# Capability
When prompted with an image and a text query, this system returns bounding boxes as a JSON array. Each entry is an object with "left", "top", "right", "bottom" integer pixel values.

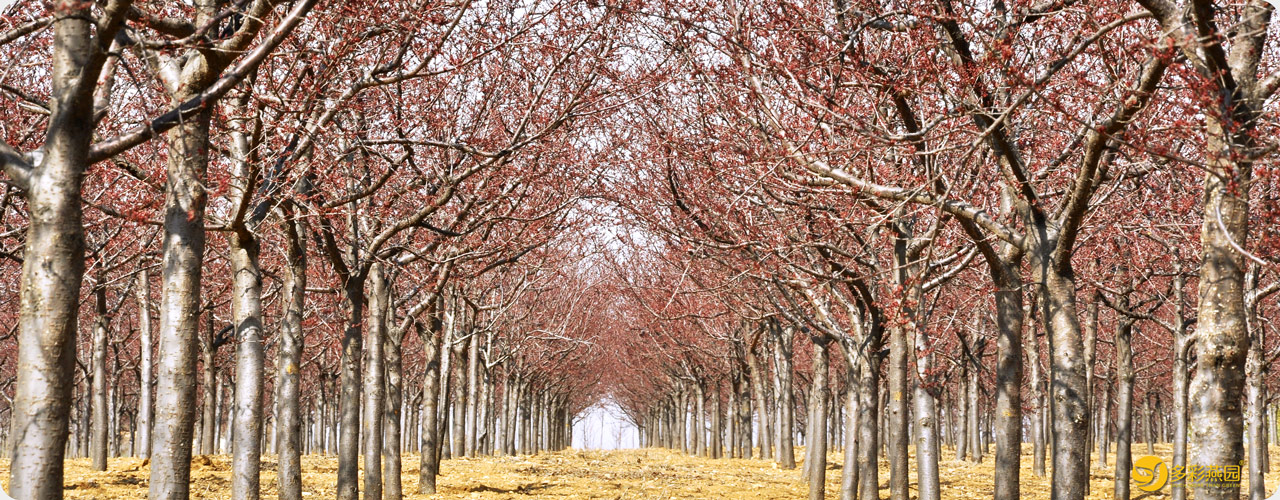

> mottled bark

[
  {"left": 417, "top": 294, "right": 446, "bottom": 494},
  {"left": 1114, "top": 315, "right": 1135, "bottom": 500},
  {"left": 276, "top": 206, "right": 306, "bottom": 500},
  {"left": 4, "top": 2, "right": 120, "bottom": 497},
  {"left": 770, "top": 322, "right": 795, "bottom": 468},
  {"left": 91, "top": 285, "right": 110, "bottom": 471},
  {"left": 384, "top": 303, "right": 405, "bottom": 500},
  {"left": 886, "top": 323, "right": 908, "bottom": 500},
  {"left": 991, "top": 280, "right": 1023, "bottom": 500},
  {"left": 362, "top": 264, "right": 389, "bottom": 500},
  {"left": 805, "top": 337, "right": 830, "bottom": 500},
  {"left": 336, "top": 276, "right": 365, "bottom": 500},
  {"left": 136, "top": 266, "right": 154, "bottom": 459},
  {"left": 150, "top": 110, "right": 212, "bottom": 500}
]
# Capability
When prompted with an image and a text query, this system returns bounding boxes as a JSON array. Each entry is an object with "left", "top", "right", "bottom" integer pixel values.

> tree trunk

[
  {"left": 1247, "top": 336, "right": 1266, "bottom": 500},
  {"left": 1114, "top": 316, "right": 1135, "bottom": 500},
  {"left": 839, "top": 369, "right": 860, "bottom": 500},
  {"left": 771, "top": 323, "right": 796, "bottom": 468},
  {"left": 337, "top": 274, "right": 366, "bottom": 500},
  {"left": 91, "top": 285, "right": 110, "bottom": 471},
  {"left": 886, "top": 324, "right": 908, "bottom": 500},
  {"left": 362, "top": 264, "right": 389, "bottom": 500},
  {"left": 747, "top": 340, "right": 770, "bottom": 459},
  {"left": 711, "top": 381, "right": 722, "bottom": 458},
  {"left": 967, "top": 359, "right": 981, "bottom": 463},
  {"left": 4, "top": 3, "right": 105, "bottom": 496},
  {"left": 1084, "top": 294, "right": 1099, "bottom": 467},
  {"left": 805, "top": 337, "right": 830, "bottom": 500},
  {"left": 465, "top": 332, "right": 479, "bottom": 457},
  {"left": 229, "top": 215, "right": 265, "bottom": 500},
  {"left": 136, "top": 266, "right": 154, "bottom": 459},
  {"left": 417, "top": 294, "right": 446, "bottom": 494},
  {"left": 957, "top": 363, "right": 969, "bottom": 462},
  {"left": 1036, "top": 262, "right": 1090, "bottom": 500},
  {"left": 1171, "top": 263, "right": 1192, "bottom": 500},
  {"left": 695, "top": 383, "right": 707, "bottom": 457},
  {"left": 201, "top": 316, "right": 218, "bottom": 456},
  {"left": 384, "top": 308, "right": 405, "bottom": 500},
  {"left": 276, "top": 207, "right": 306, "bottom": 500},
  {"left": 857, "top": 346, "right": 880, "bottom": 500},
  {"left": 151, "top": 113, "right": 212, "bottom": 500},
  {"left": 992, "top": 278, "right": 1024, "bottom": 500},
  {"left": 1188, "top": 103, "right": 1253, "bottom": 500},
  {"left": 1027, "top": 302, "right": 1045, "bottom": 477}
]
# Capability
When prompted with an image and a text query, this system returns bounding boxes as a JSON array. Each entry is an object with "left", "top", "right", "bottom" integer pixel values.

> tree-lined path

[{"left": 1, "top": 0, "right": 1279, "bottom": 499}]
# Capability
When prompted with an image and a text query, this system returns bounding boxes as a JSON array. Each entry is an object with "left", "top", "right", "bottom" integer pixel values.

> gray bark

[
  {"left": 805, "top": 337, "right": 830, "bottom": 500},
  {"left": 151, "top": 109, "right": 212, "bottom": 500},
  {"left": 91, "top": 285, "right": 110, "bottom": 471},
  {"left": 769, "top": 321, "right": 795, "bottom": 468},
  {"left": 276, "top": 205, "right": 306, "bottom": 500},
  {"left": 136, "top": 266, "right": 154, "bottom": 459},
  {"left": 384, "top": 297, "right": 405, "bottom": 500},
  {"left": 228, "top": 122, "right": 266, "bottom": 500},
  {"left": 1114, "top": 314, "right": 1135, "bottom": 500},
  {"left": 417, "top": 294, "right": 446, "bottom": 494},
  {"left": 362, "top": 264, "right": 388, "bottom": 500},
  {"left": 3, "top": 2, "right": 123, "bottom": 495}
]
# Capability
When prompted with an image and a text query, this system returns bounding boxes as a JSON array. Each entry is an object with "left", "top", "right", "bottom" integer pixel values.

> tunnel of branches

[{"left": 2, "top": 1, "right": 1280, "bottom": 500}]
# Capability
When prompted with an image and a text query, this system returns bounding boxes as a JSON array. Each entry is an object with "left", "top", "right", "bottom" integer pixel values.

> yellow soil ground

[{"left": 3, "top": 443, "right": 1279, "bottom": 499}]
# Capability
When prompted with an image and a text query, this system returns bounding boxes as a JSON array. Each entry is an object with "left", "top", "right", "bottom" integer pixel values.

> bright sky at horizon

[{"left": 572, "top": 399, "right": 639, "bottom": 450}]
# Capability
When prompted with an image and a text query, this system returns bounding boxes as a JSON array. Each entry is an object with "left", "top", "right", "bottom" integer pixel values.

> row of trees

[
  {"left": 593, "top": 2, "right": 1280, "bottom": 500},
  {"left": 1, "top": 1, "right": 639, "bottom": 500},
  {"left": 2, "top": 1, "right": 1279, "bottom": 500}
]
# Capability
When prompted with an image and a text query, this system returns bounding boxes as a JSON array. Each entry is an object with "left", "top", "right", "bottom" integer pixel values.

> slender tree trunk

[
  {"left": 276, "top": 207, "right": 306, "bottom": 500},
  {"left": 336, "top": 275, "right": 366, "bottom": 500},
  {"left": 1162, "top": 261, "right": 1190, "bottom": 500},
  {"left": 229, "top": 211, "right": 265, "bottom": 500},
  {"left": 695, "top": 383, "right": 707, "bottom": 457},
  {"left": 957, "top": 363, "right": 969, "bottom": 462},
  {"left": 136, "top": 266, "right": 154, "bottom": 459},
  {"left": 1084, "top": 294, "right": 1098, "bottom": 467},
  {"left": 771, "top": 323, "right": 796, "bottom": 468},
  {"left": 913, "top": 349, "right": 940, "bottom": 500},
  {"left": 91, "top": 285, "right": 110, "bottom": 471},
  {"left": 417, "top": 295, "right": 446, "bottom": 494},
  {"left": 1027, "top": 302, "right": 1045, "bottom": 477},
  {"left": 857, "top": 347, "right": 880, "bottom": 500},
  {"left": 201, "top": 317, "right": 218, "bottom": 456},
  {"left": 465, "top": 332, "right": 479, "bottom": 457},
  {"left": 384, "top": 310, "right": 405, "bottom": 500},
  {"left": 1097, "top": 381, "right": 1110, "bottom": 468},
  {"left": 967, "top": 358, "right": 981, "bottom": 463},
  {"left": 362, "top": 264, "right": 389, "bottom": 500},
  {"left": 992, "top": 277, "right": 1024, "bottom": 500},
  {"left": 746, "top": 340, "right": 770, "bottom": 459},
  {"left": 886, "top": 325, "right": 908, "bottom": 500},
  {"left": 1115, "top": 316, "right": 1135, "bottom": 500},
  {"left": 839, "top": 369, "right": 860, "bottom": 500},
  {"left": 711, "top": 381, "right": 722, "bottom": 458},
  {"left": 806, "top": 338, "right": 830, "bottom": 500},
  {"left": 1247, "top": 336, "right": 1266, "bottom": 500}
]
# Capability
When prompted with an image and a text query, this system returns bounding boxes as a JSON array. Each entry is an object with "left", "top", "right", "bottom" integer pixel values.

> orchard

[{"left": 0, "top": 1, "right": 1278, "bottom": 499}]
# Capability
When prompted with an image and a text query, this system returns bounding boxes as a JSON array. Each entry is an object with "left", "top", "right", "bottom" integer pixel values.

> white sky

[{"left": 572, "top": 399, "right": 639, "bottom": 450}]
